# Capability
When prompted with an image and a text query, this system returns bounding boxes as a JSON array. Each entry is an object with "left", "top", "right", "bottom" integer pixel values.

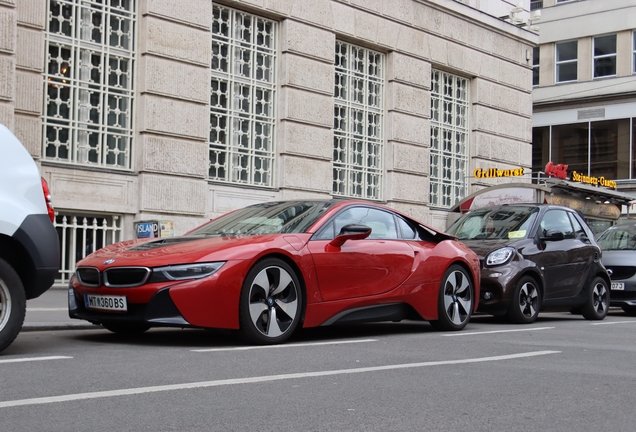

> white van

[{"left": 0, "top": 124, "right": 59, "bottom": 352}]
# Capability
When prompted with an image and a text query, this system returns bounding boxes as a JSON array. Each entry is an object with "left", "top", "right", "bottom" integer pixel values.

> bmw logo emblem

[{"left": 103, "top": 259, "right": 116, "bottom": 265}]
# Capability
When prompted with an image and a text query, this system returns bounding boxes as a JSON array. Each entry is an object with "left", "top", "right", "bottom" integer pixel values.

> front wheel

[
  {"left": 507, "top": 276, "right": 541, "bottom": 324},
  {"left": 0, "top": 258, "right": 26, "bottom": 352},
  {"left": 239, "top": 258, "right": 303, "bottom": 344},
  {"left": 429, "top": 265, "right": 474, "bottom": 331},
  {"left": 581, "top": 277, "right": 609, "bottom": 320}
]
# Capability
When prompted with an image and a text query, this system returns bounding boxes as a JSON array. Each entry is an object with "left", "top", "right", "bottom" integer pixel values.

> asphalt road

[{"left": 2, "top": 308, "right": 636, "bottom": 432}]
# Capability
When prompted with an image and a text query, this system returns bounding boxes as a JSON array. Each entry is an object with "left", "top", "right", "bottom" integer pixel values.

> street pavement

[{"left": 23, "top": 287, "right": 99, "bottom": 331}]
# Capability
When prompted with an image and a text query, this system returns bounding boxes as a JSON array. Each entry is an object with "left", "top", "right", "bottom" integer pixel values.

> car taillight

[{"left": 41, "top": 177, "right": 55, "bottom": 223}]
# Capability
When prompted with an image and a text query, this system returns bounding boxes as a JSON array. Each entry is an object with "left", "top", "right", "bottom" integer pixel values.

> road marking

[
  {"left": 26, "top": 308, "right": 67, "bottom": 312},
  {"left": 0, "top": 350, "right": 559, "bottom": 409},
  {"left": 0, "top": 356, "right": 72, "bottom": 365},
  {"left": 590, "top": 320, "right": 636, "bottom": 326},
  {"left": 441, "top": 327, "right": 555, "bottom": 336},
  {"left": 192, "top": 338, "right": 378, "bottom": 352}
]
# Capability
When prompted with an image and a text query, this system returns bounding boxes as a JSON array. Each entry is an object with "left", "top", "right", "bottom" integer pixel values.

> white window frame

[
  {"left": 43, "top": 0, "right": 136, "bottom": 170},
  {"left": 208, "top": 5, "right": 278, "bottom": 187},
  {"left": 333, "top": 41, "right": 385, "bottom": 201},
  {"left": 555, "top": 40, "right": 578, "bottom": 83},
  {"left": 593, "top": 34, "right": 617, "bottom": 79},
  {"left": 429, "top": 70, "right": 469, "bottom": 209}
]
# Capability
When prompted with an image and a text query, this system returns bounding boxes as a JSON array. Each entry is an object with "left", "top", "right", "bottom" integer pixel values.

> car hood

[
  {"left": 601, "top": 250, "right": 636, "bottom": 266},
  {"left": 456, "top": 239, "right": 515, "bottom": 259},
  {"left": 77, "top": 234, "right": 310, "bottom": 268}
]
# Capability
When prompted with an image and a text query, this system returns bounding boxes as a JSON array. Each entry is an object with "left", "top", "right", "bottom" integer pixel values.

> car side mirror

[
  {"left": 329, "top": 224, "right": 372, "bottom": 247},
  {"left": 541, "top": 229, "right": 565, "bottom": 242}
]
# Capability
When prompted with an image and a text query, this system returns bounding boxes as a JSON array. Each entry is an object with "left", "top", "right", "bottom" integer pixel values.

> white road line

[
  {"left": 0, "top": 356, "right": 72, "bottom": 365},
  {"left": 192, "top": 338, "right": 378, "bottom": 352},
  {"left": 0, "top": 350, "right": 560, "bottom": 409},
  {"left": 590, "top": 320, "right": 636, "bottom": 326},
  {"left": 26, "top": 308, "right": 67, "bottom": 312},
  {"left": 442, "top": 327, "right": 555, "bottom": 336}
]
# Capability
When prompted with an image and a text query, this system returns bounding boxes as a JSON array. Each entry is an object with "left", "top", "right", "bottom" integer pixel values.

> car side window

[
  {"left": 397, "top": 216, "right": 417, "bottom": 240},
  {"left": 568, "top": 213, "right": 588, "bottom": 240},
  {"left": 314, "top": 207, "right": 399, "bottom": 240},
  {"left": 540, "top": 210, "right": 575, "bottom": 238}
]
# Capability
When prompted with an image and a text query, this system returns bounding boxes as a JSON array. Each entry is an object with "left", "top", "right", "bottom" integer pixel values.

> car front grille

[
  {"left": 606, "top": 266, "right": 636, "bottom": 280},
  {"left": 76, "top": 266, "right": 151, "bottom": 288}
]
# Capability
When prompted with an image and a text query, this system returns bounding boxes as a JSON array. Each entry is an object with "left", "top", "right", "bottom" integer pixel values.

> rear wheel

[
  {"left": 507, "top": 276, "right": 541, "bottom": 324},
  {"left": 581, "top": 277, "right": 609, "bottom": 320},
  {"left": 429, "top": 265, "right": 474, "bottom": 331},
  {"left": 239, "top": 258, "right": 302, "bottom": 344},
  {"left": 0, "top": 258, "right": 26, "bottom": 352},
  {"left": 101, "top": 322, "right": 150, "bottom": 335}
]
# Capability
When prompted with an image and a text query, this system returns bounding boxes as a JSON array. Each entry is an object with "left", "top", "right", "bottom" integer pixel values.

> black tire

[
  {"left": 622, "top": 305, "right": 636, "bottom": 316},
  {"left": 429, "top": 265, "right": 474, "bottom": 331},
  {"left": 581, "top": 277, "right": 609, "bottom": 320},
  {"left": 101, "top": 322, "right": 150, "bottom": 335},
  {"left": 239, "top": 258, "right": 303, "bottom": 344},
  {"left": 507, "top": 275, "right": 541, "bottom": 324},
  {"left": 0, "top": 258, "right": 26, "bottom": 353}
]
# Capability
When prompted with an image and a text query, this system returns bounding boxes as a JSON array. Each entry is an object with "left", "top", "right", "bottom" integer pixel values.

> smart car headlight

[
  {"left": 150, "top": 262, "right": 225, "bottom": 282},
  {"left": 486, "top": 247, "right": 515, "bottom": 267}
]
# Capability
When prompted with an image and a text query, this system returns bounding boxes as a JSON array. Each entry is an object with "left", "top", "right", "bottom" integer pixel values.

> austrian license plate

[
  {"left": 611, "top": 282, "right": 625, "bottom": 291},
  {"left": 84, "top": 294, "right": 128, "bottom": 311}
]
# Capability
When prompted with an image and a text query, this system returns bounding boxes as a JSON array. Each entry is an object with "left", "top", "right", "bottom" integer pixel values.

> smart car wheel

[
  {"left": 101, "top": 322, "right": 150, "bottom": 335},
  {"left": 239, "top": 258, "right": 302, "bottom": 345},
  {"left": 581, "top": 277, "right": 609, "bottom": 321},
  {"left": 429, "top": 265, "right": 474, "bottom": 331},
  {"left": 0, "top": 258, "right": 26, "bottom": 352},
  {"left": 507, "top": 276, "right": 541, "bottom": 324}
]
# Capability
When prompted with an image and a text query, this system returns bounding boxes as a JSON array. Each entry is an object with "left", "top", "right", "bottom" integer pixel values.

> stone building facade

[{"left": 0, "top": 0, "right": 536, "bottom": 283}]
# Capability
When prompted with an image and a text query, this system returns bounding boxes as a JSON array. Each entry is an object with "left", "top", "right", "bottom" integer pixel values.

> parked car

[
  {"left": 446, "top": 204, "right": 610, "bottom": 323},
  {"left": 596, "top": 223, "right": 636, "bottom": 315},
  {"left": 69, "top": 199, "right": 480, "bottom": 344},
  {"left": 0, "top": 124, "right": 59, "bottom": 352}
]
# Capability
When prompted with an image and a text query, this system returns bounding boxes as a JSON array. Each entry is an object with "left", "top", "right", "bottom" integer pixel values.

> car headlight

[
  {"left": 486, "top": 247, "right": 515, "bottom": 267},
  {"left": 150, "top": 262, "right": 225, "bottom": 282}
]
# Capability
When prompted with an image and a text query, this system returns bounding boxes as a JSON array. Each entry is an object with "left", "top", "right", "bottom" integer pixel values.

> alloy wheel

[
  {"left": 518, "top": 281, "right": 539, "bottom": 319},
  {"left": 442, "top": 269, "right": 473, "bottom": 326}
]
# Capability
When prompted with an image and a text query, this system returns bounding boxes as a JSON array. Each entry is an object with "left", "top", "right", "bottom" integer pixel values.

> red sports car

[{"left": 69, "top": 200, "right": 480, "bottom": 344}]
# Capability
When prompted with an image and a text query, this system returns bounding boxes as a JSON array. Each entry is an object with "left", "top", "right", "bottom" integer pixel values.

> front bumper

[
  {"left": 476, "top": 266, "right": 517, "bottom": 314},
  {"left": 608, "top": 280, "right": 636, "bottom": 307}
]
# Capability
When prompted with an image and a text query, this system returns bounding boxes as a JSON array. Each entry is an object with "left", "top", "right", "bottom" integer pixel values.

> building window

[
  {"left": 209, "top": 5, "right": 277, "bottom": 186},
  {"left": 593, "top": 34, "right": 617, "bottom": 78},
  {"left": 430, "top": 70, "right": 469, "bottom": 208},
  {"left": 556, "top": 41, "right": 577, "bottom": 83},
  {"left": 533, "top": 46, "right": 540, "bottom": 86},
  {"left": 333, "top": 41, "right": 384, "bottom": 200},
  {"left": 54, "top": 213, "right": 122, "bottom": 285},
  {"left": 43, "top": 0, "right": 136, "bottom": 169}
]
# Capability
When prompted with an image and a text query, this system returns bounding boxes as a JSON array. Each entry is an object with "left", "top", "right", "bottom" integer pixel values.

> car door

[
  {"left": 535, "top": 209, "right": 592, "bottom": 299},
  {"left": 307, "top": 206, "right": 415, "bottom": 302}
]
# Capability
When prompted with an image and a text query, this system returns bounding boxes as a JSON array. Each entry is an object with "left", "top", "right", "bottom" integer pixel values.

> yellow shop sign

[
  {"left": 474, "top": 167, "right": 525, "bottom": 178},
  {"left": 571, "top": 171, "right": 617, "bottom": 189}
]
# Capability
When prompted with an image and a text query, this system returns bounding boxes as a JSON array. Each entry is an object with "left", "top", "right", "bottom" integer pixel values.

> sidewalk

[{"left": 23, "top": 286, "right": 100, "bottom": 332}]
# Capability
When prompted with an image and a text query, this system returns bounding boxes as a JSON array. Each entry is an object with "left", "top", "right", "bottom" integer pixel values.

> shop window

[
  {"left": 429, "top": 70, "right": 469, "bottom": 209},
  {"left": 591, "top": 119, "right": 630, "bottom": 179},
  {"left": 593, "top": 35, "right": 617, "bottom": 78},
  {"left": 333, "top": 41, "right": 385, "bottom": 200},
  {"left": 43, "top": 0, "right": 136, "bottom": 170},
  {"left": 556, "top": 41, "right": 577, "bottom": 83},
  {"left": 209, "top": 5, "right": 277, "bottom": 186},
  {"left": 551, "top": 123, "right": 588, "bottom": 174},
  {"left": 532, "top": 46, "right": 540, "bottom": 87},
  {"left": 532, "top": 126, "right": 550, "bottom": 179}
]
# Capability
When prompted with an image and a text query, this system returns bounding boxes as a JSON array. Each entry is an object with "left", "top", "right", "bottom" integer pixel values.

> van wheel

[{"left": 0, "top": 258, "right": 26, "bottom": 352}]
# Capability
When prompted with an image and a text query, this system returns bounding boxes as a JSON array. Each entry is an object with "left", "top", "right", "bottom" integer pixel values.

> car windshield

[
  {"left": 597, "top": 225, "right": 636, "bottom": 250},
  {"left": 446, "top": 206, "right": 539, "bottom": 240},
  {"left": 188, "top": 201, "right": 334, "bottom": 237}
]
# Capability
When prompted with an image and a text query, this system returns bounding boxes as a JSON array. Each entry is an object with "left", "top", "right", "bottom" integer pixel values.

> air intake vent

[{"left": 76, "top": 267, "right": 100, "bottom": 287}]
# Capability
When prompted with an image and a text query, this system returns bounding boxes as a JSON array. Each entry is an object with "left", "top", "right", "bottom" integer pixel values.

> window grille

[
  {"left": 429, "top": 70, "right": 469, "bottom": 208},
  {"left": 333, "top": 41, "right": 384, "bottom": 200},
  {"left": 556, "top": 40, "right": 577, "bottom": 83},
  {"left": 43, "top": 0, "right": 136, "bottom": 170},
  {"left": 54, "top": 213, "right": 122, "bottom": 284},
  {"left": 209, "top": 5, "right": 277, "bottom": 186}
]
